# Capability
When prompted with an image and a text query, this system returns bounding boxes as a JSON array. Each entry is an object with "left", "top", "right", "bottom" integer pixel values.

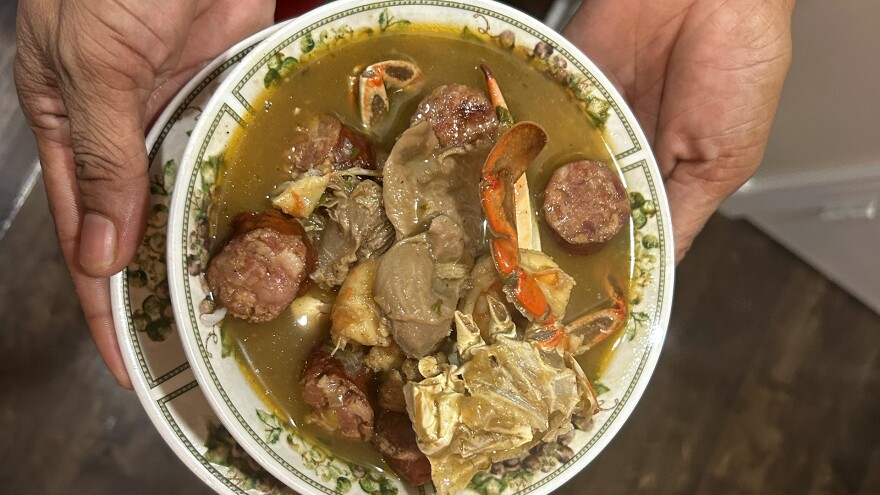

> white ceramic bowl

[{"left": 168, "top": 1, "right": 675, "bottom": 494}]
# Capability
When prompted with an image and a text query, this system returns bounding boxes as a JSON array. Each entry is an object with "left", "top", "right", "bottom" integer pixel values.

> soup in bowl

[{"left": 167, "top": 1, "right": 674, "bottom": 494}]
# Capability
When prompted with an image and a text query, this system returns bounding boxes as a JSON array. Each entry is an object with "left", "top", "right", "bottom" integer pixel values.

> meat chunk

[
  {"left": 294, "top": 114, "right": 375, "bottom": 173},
  {"left": 206, "top": 211, "right": 315, "bottom": 322},
  {"left": 372, "top": 412, "right": 431, "bottom": 486},
  {"left": 410, "top": 84, "right": 498, "bottom": 147},
  {"left": 374, "top": 221, "right": 468, "bottom": 358},
  {"left": 311, "top": 179, "right": 394, "bottom": 288},
  {"left": 300, "top": 348, "right": 376, "bottom": 441},
  {"left": 542, "top": 160, "right": 630, "bottom": 245},
  {"left": 378, "top": 370, "right": 407, "bottom": 413},
  {"left": 382, "top": 121, "right": 485, "bottom": 254}
]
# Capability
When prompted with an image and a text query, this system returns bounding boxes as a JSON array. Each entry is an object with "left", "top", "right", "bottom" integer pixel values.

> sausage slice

[
  {"left": 410, "top": 84, "right": 498, "bottom": 147},
  {"left": 372, "top": 411, "right": 431, "bottom": 486},
  {"left": 300, "top": 348, "right": 376, "bottom": 441},
  {"left": 542, "top": 160, "right": 630, "bottom": 245},
  {"left": 206, "top": 211, "right": 315, "bottom": 322}
]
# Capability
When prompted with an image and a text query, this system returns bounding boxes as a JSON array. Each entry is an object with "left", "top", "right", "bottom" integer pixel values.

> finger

[
  {"left": 37, "top": 134, "right": 132, "bottom": 388},
  {"left": 17, "top": 20, "right": 133, "bottom": 388},
  {"left": 663, "top": 167, "right": 728, "bottom": 263},
  {"left": 58, "top": 67, "right": 151, "bottom": 279},
  {"left": 72, "top": 270, "right": 133, "bottom": 389}
]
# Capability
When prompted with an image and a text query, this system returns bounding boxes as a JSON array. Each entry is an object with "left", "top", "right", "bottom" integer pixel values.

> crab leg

[
  {"left": 480, "top": 64, "right": 513, "bottom": 129},
  {"left": 564, "top": 275, "right": 628, "bottom": 351},
  {"left": 481, "top": 121, "right": 551, "bottom": 324},
  {"left": 358, "top": 60, "right": 422, "bottom": 129},
  {"left": 530, "top": 275, "right": 628, "bottom": 353},
  {"left": 480, "top": 64, "right": 540, "bottom": 251}
]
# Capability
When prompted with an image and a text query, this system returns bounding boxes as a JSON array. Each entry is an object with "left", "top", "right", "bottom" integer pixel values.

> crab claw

[
  {"left": 565, "top": 307, "right": 626, "bottom": 350},
  {"left": 557, "top": 275, "right": 629, "bottom": 353},
  {"left": 480, "top": 64, "right": 538, "bottom": 251},
  {"left": 358, "top": 60, "right": 422, "bottom": 129},
  {"left": 481, "top": 122, "right": 547, "bottom": 257},
  {"left": 481, "top": 122, "right": 551, "bottom": 324}
]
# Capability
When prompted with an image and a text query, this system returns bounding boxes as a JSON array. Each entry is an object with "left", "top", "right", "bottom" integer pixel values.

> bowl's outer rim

[
  {"left": 110, "top": 21, "right": 290, "bottom": 495},
  {"left": 167, "top": 1, "right": 676, "bottom": 494}
]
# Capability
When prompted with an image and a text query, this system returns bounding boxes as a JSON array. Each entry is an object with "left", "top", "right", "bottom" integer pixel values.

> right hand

[
  {"left": 564, "top": 0, "right": 795, "bottom": 262},
  {"left": 15, "top": 0, "right": 275, "bottom": 387}
]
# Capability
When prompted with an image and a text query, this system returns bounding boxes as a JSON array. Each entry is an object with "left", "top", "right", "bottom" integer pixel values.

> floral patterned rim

[{"left": 166, "top": 1, "right": 675, "bottom": 495}]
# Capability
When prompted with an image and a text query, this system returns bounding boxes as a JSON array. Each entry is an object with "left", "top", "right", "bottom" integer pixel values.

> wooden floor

[{"left": 1, "top": 180, "right": 879, "bottom": 495}]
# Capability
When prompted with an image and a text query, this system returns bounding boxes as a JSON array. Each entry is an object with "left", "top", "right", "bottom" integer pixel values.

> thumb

[{"left": 65, "top": 83, "right": 150, "bottom": 277}]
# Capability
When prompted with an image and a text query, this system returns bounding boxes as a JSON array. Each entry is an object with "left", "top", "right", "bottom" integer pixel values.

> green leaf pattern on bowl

[
  {"left": 467, "top": 14, "right": 611, "bottom": 127},
  {"left": 128, "top": 159, "right": 177, "bottom": 342},
  {"left": 204, "top": 420, "right": 296, "bottom": 495},
  {"left": 208, "top": 409, "right": 399, "bottom": 495}
]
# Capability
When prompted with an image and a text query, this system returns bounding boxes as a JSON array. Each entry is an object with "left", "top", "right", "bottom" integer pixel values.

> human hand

[
  {"left": 15, "top": 0, "right": 274, "bottom": 387},
  {"left": 564, "top": 0, "right": 795, "bottom": 262}
]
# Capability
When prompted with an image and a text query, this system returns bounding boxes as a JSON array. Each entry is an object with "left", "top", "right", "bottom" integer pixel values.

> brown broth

[{"left": 211, "top": 30, "right": 632, "bottom": 470}]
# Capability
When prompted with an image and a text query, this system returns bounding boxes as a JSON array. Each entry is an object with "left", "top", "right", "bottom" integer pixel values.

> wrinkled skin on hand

[
  {"left": 564, "top": 0, "right": 795, "bottom": 261},
  {"left": 15, "top": 0, "right": 274, "bottom": 387}
]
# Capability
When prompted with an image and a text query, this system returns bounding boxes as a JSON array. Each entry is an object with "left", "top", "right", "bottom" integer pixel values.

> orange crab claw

[
  {"left": 565, "top": 307, "right": 626, "bottom": 350},
  {"left": 482, "top": 121, "right": 548, "bottom": 186},
  {"left": 505, "top": 270, "right": 555, "bottom": 325},
  {"left": 481, "top": 122, "right": 550, "bottom": 325},
  {"left": 481, "top": 122, "right": 547, "bottom": 266}
]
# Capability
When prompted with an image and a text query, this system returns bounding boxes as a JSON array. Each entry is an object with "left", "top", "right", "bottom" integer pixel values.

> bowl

[{"left": 167, "top": 1, "right": 675, "bottom": 494}]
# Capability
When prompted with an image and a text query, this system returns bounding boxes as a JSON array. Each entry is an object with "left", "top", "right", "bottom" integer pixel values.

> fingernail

[{"left": 80, "top": 213, "right": 118, "bottom": 273}]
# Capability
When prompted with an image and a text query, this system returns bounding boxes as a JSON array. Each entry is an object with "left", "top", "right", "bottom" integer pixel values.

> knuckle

[
  {"left": 72, "top": 131, "right": 147, "bottom": 190},
  {"left": 82, "top": 301, "right": 112, "bottom": 329},
  {"left": 55, "top": 227, "right": 79, "bottom": 258}
]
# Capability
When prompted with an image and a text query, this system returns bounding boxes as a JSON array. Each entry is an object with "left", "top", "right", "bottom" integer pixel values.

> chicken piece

[
  {"left": 272, "top": 173, "right": 331, "bottom": 219},
  {"left": 330, "top": 258, "right": 392, "bottom": 347},
  {"left": 364, "top": 342, "right": 407, "bottom": 372}
]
